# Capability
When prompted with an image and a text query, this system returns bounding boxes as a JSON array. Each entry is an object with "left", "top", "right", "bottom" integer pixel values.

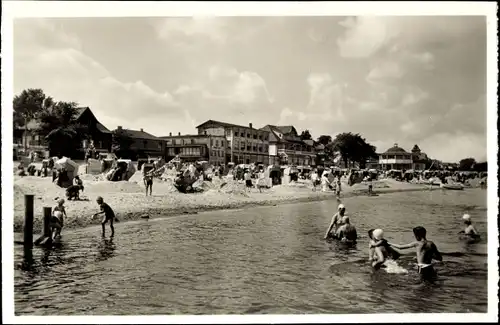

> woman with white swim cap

[
  {"left": 324, "top": 203, "right": 347, "bottom": 240},
  {"left": 459, "top": 213, "right": 479, "bottom": 238}
]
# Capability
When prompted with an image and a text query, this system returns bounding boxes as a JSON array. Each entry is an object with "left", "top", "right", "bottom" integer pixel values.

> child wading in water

[
  {"left": 93, "top": 196, "right": 119, "bottom": 237},
  {"left": 388, "top": 226, "right": 443, "bottom": 282}
]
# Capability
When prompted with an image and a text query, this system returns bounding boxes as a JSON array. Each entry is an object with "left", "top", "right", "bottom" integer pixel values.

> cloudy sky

[{"left": 13, "top": 16, "right": 487, "bottom": 162}]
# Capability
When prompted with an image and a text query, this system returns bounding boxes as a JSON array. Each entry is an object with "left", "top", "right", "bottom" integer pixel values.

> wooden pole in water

[
  {"left": 23, "top": 195, "right": 34, "bottom": 255},
  {"left": 43, "top": 207, "right": 52, "bottom": 237}
]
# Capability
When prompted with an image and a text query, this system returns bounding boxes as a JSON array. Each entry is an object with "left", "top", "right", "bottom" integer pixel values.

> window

[
  {"left": 246, "top": 145, "right": 250, "bottom": 151},
  {"left": 240, "top": 141, "right": 245, "bottom": 151},
  {"left": 253, "top": 134, "right": 257, "bottom": 139},
  {"left": 253, "top": 145, "right": 257, "bottom": 152},
  {"left": 191, "top": 139, "right": 195, "bottom": 144},
  {"left": 158, "top": 142, "right": 162, "bottom": 149},
  {"left": 216, "top": 140, "right": 219, "bottom": 147},
  {"left": 259, "top": 135, "right": 262, "bottom": 140},
  {"left": 234, "top": 131, "right": 239, "bottom": 137},
  {"left": 265, "top": 144, "right": 268, "bottom": 152},
  {"left": 168, "top": 148, "right": 175, "bottom": 156},
  {"left": 99, "top": 141, "right": 103, "bottom": 148},
  {"left": 247, "top": 133, "right": 250, "bottom": 138},
  {"left": 265, "top": 135, "right": 268, "bottom": 141},
  {"left": 211, "top": 139, "right": 213, "bottom": 146},
  {"left": 221, "top": 140, "right": 224, "bottom": 147}
]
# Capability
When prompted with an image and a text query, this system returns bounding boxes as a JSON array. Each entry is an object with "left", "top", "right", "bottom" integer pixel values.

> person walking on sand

[
  {"left": 324, "top": 203, "right": 347, "bottom": 239},
  {"left": 336, "top": 175, "right": 342, "bottom": 196},
  {"left": 388, "top": 226, "right": 443, "bottom": 282},
  {"left": 244, "top": 169, "right": 253, "bottom": 191},
  {"left": 256, "top": 169, "right": 266, "bottom": 193},
  {"left": 93, "top": 196, "right": 119, "bottom": 237},
  {"left": 143, "top": 169, "right": 154, "bottom": 196},
  {"left": 310, "top": 170, "right": 319, "bottom": 191},
  {"left": 321, "top": 172, "right": 331, "bottom": 192}
]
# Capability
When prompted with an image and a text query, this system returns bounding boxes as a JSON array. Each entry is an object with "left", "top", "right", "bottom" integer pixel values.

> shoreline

[{"left": 13, "top": 176, "right": 433, "bottom": 234}]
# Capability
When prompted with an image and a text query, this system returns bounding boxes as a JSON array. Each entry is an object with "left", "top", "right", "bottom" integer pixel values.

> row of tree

[{"left": 458, "top": 158, "right": 487, "bottom": 172}]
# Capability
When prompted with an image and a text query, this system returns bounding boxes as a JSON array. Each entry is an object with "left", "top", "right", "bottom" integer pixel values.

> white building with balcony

[{"left": 379, "top": 143, "right": 413, "bottom": 171}]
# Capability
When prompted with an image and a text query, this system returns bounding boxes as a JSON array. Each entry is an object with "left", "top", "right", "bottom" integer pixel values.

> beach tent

[{"left": 116, "top": 159, "right": 136, "bottom": 181}]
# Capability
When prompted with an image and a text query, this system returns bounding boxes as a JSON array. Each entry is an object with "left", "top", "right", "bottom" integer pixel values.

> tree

[
  {"left": 459, "top": 158, "right": 476, "bottom": 171},
  {"left": 473, "top": 161, "right": 487, "bottom": 172},
  {"left": 317, "top": 135, "right": 332, "bottom": 146},
  {"left": 38, "top": 101, "right": 88, "bottom": 157},
  {"left": 13, "top": 89, "right": 49, "bottom": 150},
  {"left": 300, "top": 129, "right": 312, "bottom": 140},
  {"left": 112, "top": 129, "right": 135, "bottom": 159},
  {"left": 330, "top": 132, "right": 377, "bottom": 168}
]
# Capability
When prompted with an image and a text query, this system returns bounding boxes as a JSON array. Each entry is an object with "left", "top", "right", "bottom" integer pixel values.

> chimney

[
  {"left": 117, "top": 126, "right": 122, "bottom": 130},
  {"left": 140, "top": 128, "right": 144, "bottom": 132},
  {"left": 249, "top": 123, "right": 253, "bottom": 129},
  {"left": 169, "top": 132, "right": 172, "bottom": 136},
  {"left": 178, "top": 132, "right": 181, "bottom": 136}
]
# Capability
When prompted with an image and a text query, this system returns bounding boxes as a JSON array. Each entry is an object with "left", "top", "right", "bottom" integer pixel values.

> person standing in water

[
  {"left": 335, "top": 216, "right": 357, "bottom": 243},
  {"left": 51, "top": 199, "right": 67, "bottom": 238},
  {"left": 93, "top": 196, "right": 119, "bottom": 237},
  {"left": 459, "top": 214, "right": 480, "bottom": 239},
  {"left": 388, "top": 226, "right": 443, "bottom": 282},
  {"left": 324, "top": 204, "right": 347, "bottom": 239},
  {"left": 368, "top": 229, "right": 401, "bottom": 268},
  {"left": 336, "top": 175, "right": 342, "bottom": 197}
]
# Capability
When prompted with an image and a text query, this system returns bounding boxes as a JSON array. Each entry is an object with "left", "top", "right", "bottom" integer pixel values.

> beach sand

[{"left": 12, "top": 173, "right": 435, "bottom": 233}]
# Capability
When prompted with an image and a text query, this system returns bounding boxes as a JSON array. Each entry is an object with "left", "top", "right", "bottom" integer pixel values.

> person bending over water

[
  {"left": 335, "top": 216, "right": 357, "bottom": 243},
  {"left": 388, "top": 226, "right": 442, "bottom": 281},
  {"left": 324, "top": 204, "right": 347, "bottom": 239},
  {"left": 93, "top": 196, "right": 119, "bottom": 237},
  {"left": 458, "top": 214, "right": 480, "bottom": 239},
  {"left": 368, "top": 229, "right": 400, "bottom": 268}
]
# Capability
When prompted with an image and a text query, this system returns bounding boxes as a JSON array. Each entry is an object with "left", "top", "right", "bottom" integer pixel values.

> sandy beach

[{"left": 12, "top": 172, "right": 435, "bottom": 233}]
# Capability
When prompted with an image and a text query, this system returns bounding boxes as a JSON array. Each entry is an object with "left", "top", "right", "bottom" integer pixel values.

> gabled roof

[
  {"left": 260, "top": 124, "right": 310, "bottom": 145},
  {"left": 76, "top": 107, "right": 112, "bottom": 133},
  {"left": 114, "top": 128, "right": 160, "bottom": 140}
]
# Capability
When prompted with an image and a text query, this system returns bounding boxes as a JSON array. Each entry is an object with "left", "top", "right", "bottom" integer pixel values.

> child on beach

[
  {"left": 388, "top": 226, "right": 443, "bottom": 281},
  {"left": 144, "top": 172, "right": 154, "bottom": 196},
  {"left": 93, "top": 196, "right": 119, "bottom": 237}
]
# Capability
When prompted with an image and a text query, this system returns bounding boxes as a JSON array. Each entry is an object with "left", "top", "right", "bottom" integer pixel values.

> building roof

[
  {"left": 159, "top": 134, "right": 225, "bottom": 139},
  {"left": 260, "top": 124, "right": 309, "bottom": 145},
  {"left": 196, "top": 119, "right": 268, "bottom": 132},
  {"left": 115, "top": 128, "right": 160, "bottom": 140},
  {"left": 382, "top": 143, "right": 409, "bottom": 155}
]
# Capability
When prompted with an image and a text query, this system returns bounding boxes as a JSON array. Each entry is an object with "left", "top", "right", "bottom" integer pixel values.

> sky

[{"left": 13, "top": 16, "right": 487, "bottom": 162}]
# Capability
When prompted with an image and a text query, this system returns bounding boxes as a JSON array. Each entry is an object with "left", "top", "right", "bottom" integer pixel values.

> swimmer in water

[
  {"left": 368, "top": 229, "right": 401, "bottom": 268},
  {"left": 388, "top": 226, "right": 442, "bottom": 281},
  {"left": 458, "top": 214, "right": 480, "bottom": 238},
  {"left": 335, "top": 216, "right": 357, "bottom": 243},
  {"left": 324, "top": 203, "right": 347, "bottom": 240}
]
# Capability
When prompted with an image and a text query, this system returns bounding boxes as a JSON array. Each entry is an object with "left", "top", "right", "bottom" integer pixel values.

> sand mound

[{"left": 85, "top": 180, "right": 143, "bottom": 194}]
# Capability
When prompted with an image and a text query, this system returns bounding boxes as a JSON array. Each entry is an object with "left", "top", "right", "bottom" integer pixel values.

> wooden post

[
  {"left": 23, "top": 195, "right": 34, "bottom": 255},
  {"left": 43, "top": 207, "right": 52, "bottom": 237}
]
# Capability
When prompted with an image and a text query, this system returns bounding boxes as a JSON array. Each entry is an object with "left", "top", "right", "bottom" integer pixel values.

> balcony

[{"left": 278, "top": 148, "right": 315, "bottom": 156}]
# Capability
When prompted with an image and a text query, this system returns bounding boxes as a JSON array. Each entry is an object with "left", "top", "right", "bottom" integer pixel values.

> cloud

[
  {"left": 12, "top": 17, "right": 487, "bottom": 162},
  {"left": 14, "top": 18, "right": 275, "bottom": 136},
  {"left": 153, "top": 17, "right": 227, "bottom": 43}
]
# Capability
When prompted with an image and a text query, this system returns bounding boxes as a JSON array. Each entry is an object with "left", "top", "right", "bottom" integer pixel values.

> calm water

[{"left": 14, "top": 189, "right": 488, "bottom": 315}]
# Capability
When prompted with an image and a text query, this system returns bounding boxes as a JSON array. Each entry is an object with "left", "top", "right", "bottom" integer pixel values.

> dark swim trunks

[
  {"left": 246, "top": 180, "right": 253, "bottom": 187},
  {"left": 418, "top": 265, "right": 437, "bottom": 281}
]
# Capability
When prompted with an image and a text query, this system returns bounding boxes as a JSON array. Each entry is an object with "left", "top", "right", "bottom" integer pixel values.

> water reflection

[{"left": 96, "top": 238, "right": 116, "bottom": 262}]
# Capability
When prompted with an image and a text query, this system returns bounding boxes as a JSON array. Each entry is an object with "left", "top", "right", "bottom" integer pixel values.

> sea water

[{"left": 14, "top": 189, "right": 488, "bottom": 314}]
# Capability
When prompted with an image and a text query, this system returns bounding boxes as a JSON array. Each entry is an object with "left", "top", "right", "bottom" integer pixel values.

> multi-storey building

[
  {"left": 260, "top": 125, "right": 316, "bottom": 166},
  {"left": 196, "top": 120, "right": 270, "bottom": 165},
  {"left": 160, "top": 132, "right": 226, "bottom": 165}
]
